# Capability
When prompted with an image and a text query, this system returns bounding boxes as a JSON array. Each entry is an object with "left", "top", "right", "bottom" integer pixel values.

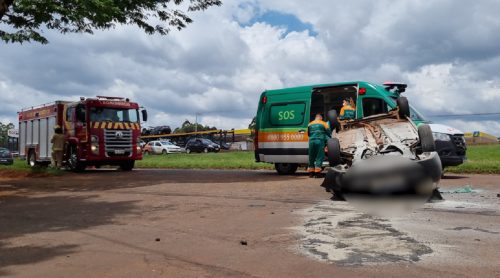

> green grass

[
  {"left": 2, "top": 145, "right": 498, "bottom": 175},
  {"left": 0, "top": 159, "right": 65, "bottom": 177},
  {"left": 137, "top": 146, "right": 500, "bottom": 174},
  {"left": 447, "top": 144, "right": 500, "bottom": 174},
  {"left": 136, "top": 151, "right": 274, "bottom": 170}
]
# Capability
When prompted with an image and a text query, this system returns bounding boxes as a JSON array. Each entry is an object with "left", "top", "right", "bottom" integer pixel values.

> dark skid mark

[{"left": 448, "top": 226, "right": 500, "bottom": 234}]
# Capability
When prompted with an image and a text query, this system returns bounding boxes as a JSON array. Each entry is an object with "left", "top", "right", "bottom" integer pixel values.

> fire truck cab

[{"left": 19, "top": 96, "right": 147, "bottom": 171}]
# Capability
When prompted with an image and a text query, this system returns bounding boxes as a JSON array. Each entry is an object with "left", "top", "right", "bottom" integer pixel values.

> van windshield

[{"left": 409, "top": 106, "right": 427, "bottom": 122}]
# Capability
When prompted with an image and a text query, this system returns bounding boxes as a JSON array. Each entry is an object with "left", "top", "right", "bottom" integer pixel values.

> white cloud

[{"left": 1, "top": 0, "right": 500, "bottom": 137}]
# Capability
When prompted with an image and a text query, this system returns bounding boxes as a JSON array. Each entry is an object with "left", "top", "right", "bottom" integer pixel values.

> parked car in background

[
  {"left": 152, "top": 126, "right": 172, "bottom": 135},
  {"left": 142, "top": 126, "right": 172, "bottom": 136},
  {"left": 0, "top": 148, "right": 14, "bottom": 165},
  {"left": 185, "top": 138, "right": 220, "bottom": 154},
  {"left": 143, "top": 140, "right": 182, "bottom": 155},
  {"left": 220, "top": 142, "right": 232, "bottom": 150}
]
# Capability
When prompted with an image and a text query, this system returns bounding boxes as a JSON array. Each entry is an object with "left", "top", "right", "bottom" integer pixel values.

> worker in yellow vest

[
  {"left": 307, "top": 114, "right": 331, "bottom": 178},
  {"left": 339, "top": 98, "right": 356, "bottom": 120}
]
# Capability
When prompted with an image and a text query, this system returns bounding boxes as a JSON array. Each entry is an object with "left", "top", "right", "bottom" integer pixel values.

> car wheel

[
  {"left": 162, "top": 149, "right": 167, "bottom": 155},
  {"left": 186, "top": 148, "right": 191, "bottom": 154},
  {"left": 203, "top": 148, "right": 208, "bottom": 153},
  {"left": 274, "top": 163, "right": 299, "bottom": 175},
  {"left": 418, "top": 124, "right": 436, "bottom": 152},
  {"left": 397, "top": 96, "right": 410, "bottom": 118},
  {"left": 327, "top": 138, "right": 342, "bottom": 166}
]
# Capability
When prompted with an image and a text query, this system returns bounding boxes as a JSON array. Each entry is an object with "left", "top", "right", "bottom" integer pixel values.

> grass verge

[
  {"left": 136, "top": 151, "right": 274, "bottom": 170},
  {"left": 2, "top": 145, "right": 498, "bottom": 175},
  {"left": 447, "top": 144, "right": 500, "bottom": 174},
  {"left": 0, "top": 159, "right": 65, "bottom": 178}
]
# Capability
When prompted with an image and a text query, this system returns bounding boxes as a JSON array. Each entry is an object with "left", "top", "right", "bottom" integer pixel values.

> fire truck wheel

[
  {"left": 28, "top": 150, "right": 37, "bottom": 168},
  {"left": 120, "top": 161, "right": 135, "bottom": 171},
  {"left": 68, "top": 145, "right": 86, "bottom": 172}
]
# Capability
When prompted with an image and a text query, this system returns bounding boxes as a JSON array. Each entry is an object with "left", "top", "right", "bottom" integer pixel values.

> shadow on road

[
  {"left": 0, "top": 194, "right": 137, "bottom": 274},
  {"left": 3, "top": 169, "right": 301, "bottom": 193},
  {"left": 442, "top": 174, "right": 468, "bottom": 180}
]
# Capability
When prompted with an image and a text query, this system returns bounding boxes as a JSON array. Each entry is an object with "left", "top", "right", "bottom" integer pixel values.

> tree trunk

[{"left": 0, "top": 0, "right": 14, "bottom": 20}]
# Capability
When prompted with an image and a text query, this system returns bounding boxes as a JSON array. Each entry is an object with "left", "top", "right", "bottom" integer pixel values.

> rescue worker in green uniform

[{"left": 307, "top": 114, "right": 331, "bottom": 178}]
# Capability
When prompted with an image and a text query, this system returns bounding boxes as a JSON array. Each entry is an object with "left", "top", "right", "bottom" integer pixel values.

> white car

[{"left": 144, "top": 140, "right": 182, "bottom": 155}]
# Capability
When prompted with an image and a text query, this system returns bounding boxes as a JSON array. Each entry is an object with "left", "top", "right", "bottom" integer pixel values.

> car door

[
  {"left": 153, "top": 142, "right": 163, "bottom": 154},
  {"left": 193, "top": 139, "right": 203, "bottom": 152}
]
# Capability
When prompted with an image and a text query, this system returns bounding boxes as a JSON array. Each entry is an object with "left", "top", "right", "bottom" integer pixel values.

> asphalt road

[{"left": 0, "top": 170, "right": 499, "bottom": 277}]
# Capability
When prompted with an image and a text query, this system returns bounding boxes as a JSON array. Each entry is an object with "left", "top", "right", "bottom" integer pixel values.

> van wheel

[
  {"left": 327, "top": 138, "right": 342, "bottom": 166},
  {"left": 327, "top": 110, "right": 341, "bottom": 132},
  {"left": 275, "top": 163, "right": 298, "bottom": 175},
  {"left": 418, "top": 124, "right": 436, "bottom": 152},
  {"left": 397, "top": 97, "right": 410, "bottom": 118}
]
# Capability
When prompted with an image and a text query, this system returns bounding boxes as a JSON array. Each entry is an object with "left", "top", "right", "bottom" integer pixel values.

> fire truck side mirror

[{"left": 141, "top": 110, "right": 148, "bottom": 122}]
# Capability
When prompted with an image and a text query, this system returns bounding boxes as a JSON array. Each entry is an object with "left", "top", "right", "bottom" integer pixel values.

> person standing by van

[
  {"left": 307, "top": 114, "right": 331, "bottom": 177},
  {"left": 340, "top": 98, "right": 356, "bottom": 120},
  {"left": 51, "top": 125, "right": 65, "bottom": 169}
]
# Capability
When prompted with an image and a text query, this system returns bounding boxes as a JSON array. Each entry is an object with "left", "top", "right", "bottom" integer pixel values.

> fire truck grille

[{"left": 104, "top": 129, "right": 133, "bottom": 157}]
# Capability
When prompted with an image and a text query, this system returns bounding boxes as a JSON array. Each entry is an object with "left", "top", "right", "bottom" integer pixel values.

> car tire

[
  {"left": 327, "top": 138, "right": 342, "bottom": 166},
  {"left": 162, "top": 149, "right": 167, "bottom": 155},
  {"left": 327, "top": 110, "right": 341, "bottom": 132},
  {"left": 274, "top": 163, "right": 299, "bottom": 175},
  {"left": 203, "top": 148, "right": 208, "bottom": 153},
  {"left": 418, "top": 124, "right": 436, "bottom": 152},
  {"left": 397, "top": 96, "right": 410, "bottom": 118},
  {"left": 186, "top": 148, "right": 191, "bottom": 154}
]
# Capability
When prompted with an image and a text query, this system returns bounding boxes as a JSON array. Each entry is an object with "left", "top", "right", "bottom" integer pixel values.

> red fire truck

[{"left": 18, "top": 96, "right": 148, "bottom": 171}]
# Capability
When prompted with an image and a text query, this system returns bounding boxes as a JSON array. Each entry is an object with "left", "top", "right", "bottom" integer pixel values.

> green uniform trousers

[{"left": 308, "top": 139, "right": 325, "bottom": 171}]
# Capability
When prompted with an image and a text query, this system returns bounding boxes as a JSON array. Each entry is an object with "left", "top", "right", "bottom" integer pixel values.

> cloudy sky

[{"left": 1, "top": 0, "right": 499, "bottom": 135}]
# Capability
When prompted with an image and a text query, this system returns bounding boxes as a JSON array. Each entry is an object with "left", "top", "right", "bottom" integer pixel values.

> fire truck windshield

[{"left": 90, "top": 107, "right": 139, "bottom": 123}]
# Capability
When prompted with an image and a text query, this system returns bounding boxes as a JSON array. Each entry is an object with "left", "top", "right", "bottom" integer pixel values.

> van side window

[
  {"left": 362, "top": 98, "right": 388, "bottom": 117},
  {"left": 269, "top": 103, "right": 305, "bottom": 126}
]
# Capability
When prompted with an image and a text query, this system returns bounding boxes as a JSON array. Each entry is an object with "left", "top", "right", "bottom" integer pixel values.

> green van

[{"left": 254, "top": 81, "right": 466, "bottom": 174}]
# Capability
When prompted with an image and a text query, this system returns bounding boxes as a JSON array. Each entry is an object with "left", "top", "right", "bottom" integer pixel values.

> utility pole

[{"left": 194, "top": 112, "right": 201, "bottom": 135}]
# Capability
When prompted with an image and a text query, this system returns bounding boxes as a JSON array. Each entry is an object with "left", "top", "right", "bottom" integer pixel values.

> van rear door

[{"left": 257, "top": 91, "right": 310, "bottom": 164}]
